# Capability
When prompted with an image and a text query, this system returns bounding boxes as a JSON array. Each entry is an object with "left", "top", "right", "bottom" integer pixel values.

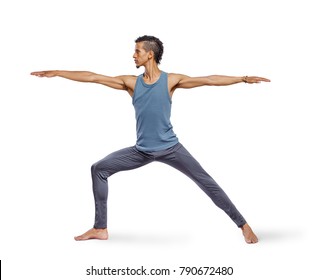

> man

[{"left": 31, "top": 35, "right": 270, "bottom": 244}]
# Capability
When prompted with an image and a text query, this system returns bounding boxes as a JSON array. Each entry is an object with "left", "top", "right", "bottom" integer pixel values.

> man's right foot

[{"left": 74, "top": 228, "right": 108, "bottom": 241}]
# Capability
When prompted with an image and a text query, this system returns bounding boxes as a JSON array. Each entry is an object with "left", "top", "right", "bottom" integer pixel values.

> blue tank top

[{"left": 132, "top": 71, "right": 179, "bottom": 152}]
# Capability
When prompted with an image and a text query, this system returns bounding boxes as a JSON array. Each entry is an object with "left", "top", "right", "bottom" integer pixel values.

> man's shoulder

[
  {"left": 119, "top": 74, "right": 138, "bottom": 79},
  {"left": 167, "top": 72, "right": 187, "bottom": 78},
  {"left": 167, "top": 73, "right": 188, "bottom": 83},
  {"left": 119, "top": 75, "right": 138, "bottom": 84}
]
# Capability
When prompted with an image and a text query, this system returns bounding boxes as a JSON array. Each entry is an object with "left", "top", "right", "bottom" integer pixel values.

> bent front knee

[{"left": 91, "top": 162, "right": 110, "bottom": 179}]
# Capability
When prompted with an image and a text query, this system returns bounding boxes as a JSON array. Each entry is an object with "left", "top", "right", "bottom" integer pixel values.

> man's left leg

[{"left": 157, "top": 143, "right": 258, "bottom": 243}]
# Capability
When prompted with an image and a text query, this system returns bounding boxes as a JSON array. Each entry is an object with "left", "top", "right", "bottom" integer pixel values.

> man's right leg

[{"left": 74, "top": 146, "right": 153, "bottom": 241}]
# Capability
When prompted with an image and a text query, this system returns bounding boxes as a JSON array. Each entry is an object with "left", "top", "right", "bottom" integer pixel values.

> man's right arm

[{"left": 30, "top": 70, "right": 135, "bottom": 93}]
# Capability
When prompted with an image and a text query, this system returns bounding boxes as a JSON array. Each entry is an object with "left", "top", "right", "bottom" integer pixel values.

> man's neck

[{"left": 143, "top": 64, "right": 161, "bottom": 84}]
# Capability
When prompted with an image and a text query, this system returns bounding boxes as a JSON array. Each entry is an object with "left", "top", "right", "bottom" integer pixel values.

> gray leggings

[{"left": 91, "top": 143, "right": 246, "bottom": 229}]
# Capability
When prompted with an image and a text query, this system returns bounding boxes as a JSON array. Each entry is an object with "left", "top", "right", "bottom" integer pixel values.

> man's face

[{"left": 133, "top": 42, "right": 151, "bottom": 69}]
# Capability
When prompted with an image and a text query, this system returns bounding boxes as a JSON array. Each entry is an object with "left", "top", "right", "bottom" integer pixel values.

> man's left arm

[{"left": 172, "top": 74, "right": 270, "bottom": 89}]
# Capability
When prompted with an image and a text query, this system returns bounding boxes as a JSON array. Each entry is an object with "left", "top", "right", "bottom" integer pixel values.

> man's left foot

[{"left": 241, "top": 223, "right": 258, "bottom": 244}]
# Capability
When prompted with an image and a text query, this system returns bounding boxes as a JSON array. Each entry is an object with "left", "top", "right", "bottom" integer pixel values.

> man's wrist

[
  {"left": 48, "top": 70, "right": 59, "bottom": 77},
  {"left": 242, "top": 76, "right": 248, "bottom": 83}
]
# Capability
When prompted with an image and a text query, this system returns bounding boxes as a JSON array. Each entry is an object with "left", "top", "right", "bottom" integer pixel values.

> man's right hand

[{"left": 31, "top": 71, "right": 57, "bottom": 78}]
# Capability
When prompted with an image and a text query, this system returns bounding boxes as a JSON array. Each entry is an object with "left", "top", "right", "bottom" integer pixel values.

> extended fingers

[
  {"left": 30, "top": 71, "right": 53, "bottom": 77},
  {"left": 256, "top": 76, "right": 271, "bottom": 82},
  {"left": 30, "top": 71, "right": 45, "bottom": 77},
  {"left": 249, "top": 76, "right": 271, "bottom": 83}
]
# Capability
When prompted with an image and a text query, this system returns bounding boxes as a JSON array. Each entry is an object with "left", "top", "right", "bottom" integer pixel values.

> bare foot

[
  {"left": 74, "top": 228, "right": 108, "bottom": 241},
  {"left": 241, "top": 223, "right": 258, "bottom": 244}
]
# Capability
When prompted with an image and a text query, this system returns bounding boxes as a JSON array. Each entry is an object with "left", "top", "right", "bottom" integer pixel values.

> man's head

[{"left": 134, "top": 35, "right": 164, "bottom": 68}]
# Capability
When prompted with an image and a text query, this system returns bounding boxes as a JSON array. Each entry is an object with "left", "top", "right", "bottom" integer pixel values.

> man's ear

[{"left": 148, "top": 50, "right": 154, "bottom": 60}]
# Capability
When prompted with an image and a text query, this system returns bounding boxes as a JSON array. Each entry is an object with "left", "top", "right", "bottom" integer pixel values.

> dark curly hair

[{"left": 135, "top": 35, "right": 164, "bottom": 64}]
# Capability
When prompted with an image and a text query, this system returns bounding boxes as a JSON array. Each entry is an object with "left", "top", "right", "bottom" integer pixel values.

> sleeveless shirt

[{"left": 132, "top": 71, "right": 179, "bottom": 152}]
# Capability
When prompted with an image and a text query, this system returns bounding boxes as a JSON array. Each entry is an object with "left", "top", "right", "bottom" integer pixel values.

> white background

[{"left": 1, "top": 0, "right": 317, "bottom": 279}]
